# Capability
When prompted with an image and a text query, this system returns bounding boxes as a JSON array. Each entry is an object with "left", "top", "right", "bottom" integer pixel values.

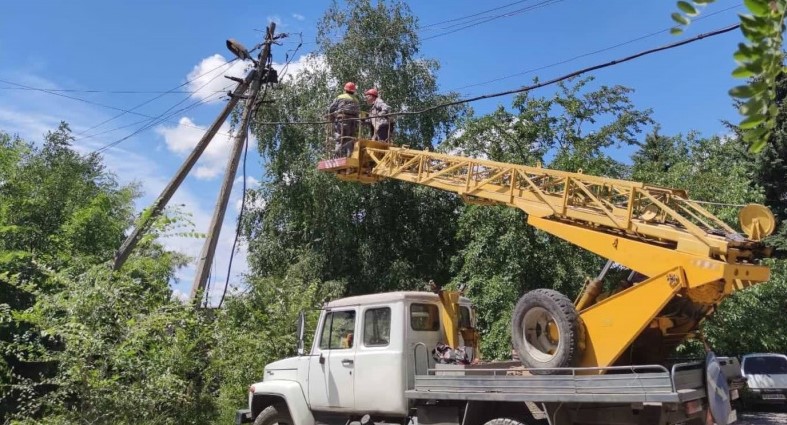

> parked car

[{"left": 741, "top": 353, "right": 787, "bottom": 406}]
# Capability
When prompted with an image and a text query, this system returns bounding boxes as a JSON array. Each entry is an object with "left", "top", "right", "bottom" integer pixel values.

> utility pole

[
  {"left": 190, "top": 22, "right": 277, "bottom": 302},
  {"left": 112, "top": 74, "right": 255, "bottom": 271}
]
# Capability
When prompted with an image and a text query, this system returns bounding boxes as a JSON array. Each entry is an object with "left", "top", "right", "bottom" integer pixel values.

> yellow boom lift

[{"left": 318, "top": 139, "right": 776, "bottom": 372}]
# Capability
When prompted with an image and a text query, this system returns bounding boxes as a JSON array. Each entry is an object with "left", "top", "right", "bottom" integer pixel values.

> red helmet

[
  {"left": 364, "top": 88, "right": 378, "bottom": 97},
  {"left": 344, "top": 82, "right": 356, "bottom": 93}
]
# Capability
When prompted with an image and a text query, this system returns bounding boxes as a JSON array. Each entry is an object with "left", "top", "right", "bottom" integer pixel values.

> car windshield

[{"left": 745, "top": 356, "right": 787, "bottom": 375}]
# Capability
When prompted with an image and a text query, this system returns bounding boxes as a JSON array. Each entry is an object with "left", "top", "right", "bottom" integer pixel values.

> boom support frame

[{"left": 318, "top": 140, "right": 772, "bottom": 369}]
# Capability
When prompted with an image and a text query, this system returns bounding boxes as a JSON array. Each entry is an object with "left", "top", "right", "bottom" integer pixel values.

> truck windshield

[{"left": 745, "top": 356, "right": 787, "bottom": 375}]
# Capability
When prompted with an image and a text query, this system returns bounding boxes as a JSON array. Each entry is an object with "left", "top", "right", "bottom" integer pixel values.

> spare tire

[{"left": 511, "top": 289, "right": 582, "bottom": 374}]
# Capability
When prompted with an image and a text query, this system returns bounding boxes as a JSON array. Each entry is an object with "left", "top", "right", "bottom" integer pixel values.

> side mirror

[{"left": 296, "top": 311, "right": 306, "bottom": 356}]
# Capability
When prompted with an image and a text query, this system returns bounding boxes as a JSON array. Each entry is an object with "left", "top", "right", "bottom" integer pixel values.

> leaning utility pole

[
  {"left": 112, "top": 74, "right": 255, "bottom": 271},
  {"left": 190, "top": 23, "right": 277, "bottom": 302}
]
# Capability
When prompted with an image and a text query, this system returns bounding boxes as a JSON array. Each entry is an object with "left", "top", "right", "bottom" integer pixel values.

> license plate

[{"left": 762, "top": 394, "right": 786, "bottom": 400}]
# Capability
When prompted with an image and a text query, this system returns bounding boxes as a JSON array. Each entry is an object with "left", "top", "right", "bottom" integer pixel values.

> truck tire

[
  {"left": 253, "top": 403, "right": 293, "bottom": 425},
  {"left": 511, "top": 289, "right": 581, "bottom": 374}
]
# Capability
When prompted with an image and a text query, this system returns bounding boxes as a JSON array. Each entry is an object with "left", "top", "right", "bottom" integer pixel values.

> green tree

[
  {"left": 629, "top": 126, "right": 787, "bottom": 357},
  {"left": 247, "top": 0, "right": 465, "bottom": 295},
  {"left": 210, "top": 251, "right": 343, "bottom": 423},
  {"left": 1, "top": 123, "right": 136, "bottom": 420},
  {"left": 1, "top": 124, "right": 214, "bottom": 424}
]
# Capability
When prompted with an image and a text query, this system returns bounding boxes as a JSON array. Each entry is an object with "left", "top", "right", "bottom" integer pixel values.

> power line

[
  {"left": 0, "top": 78, "right": 232, "bottom": 136},
  {"left": 217, "top": 124, "right": 252, "bottom": 309},
  {"left": 449, "top": 3, "right": 743, "bottom": 92},
  {"left": 0, "top": 87, "right": 225, "bottom": 95},
  {"left": 256, "top": 23, "right": 741, "bottom": 127},
  {"left": 79, "top": 86, "right": 230, "bottom": 146},
  {"left": 84, "top": 56, "right": 241, "bottom": 153},
  {"left": 294, "top": 0, "right": 564, "bottom": 47},
  {"left": 422, "top": 0, "right": 564, "bottom": 41},
  {"left": 91, "top": 74, "right": 236, "bottom": 154},
  {"left": 77, "top": 59, "right": 238, "bottom": 137},
  {"left": 420, "top": 0, "right": 537, "bottom": 30}
]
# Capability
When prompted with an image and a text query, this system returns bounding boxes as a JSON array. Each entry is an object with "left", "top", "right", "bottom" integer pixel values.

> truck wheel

[
  {"left": 253, "top": 403, "right": 293, "bottom": 425},
  {"left": 511, "top": 289, "right": 581, "bottom": 374}
]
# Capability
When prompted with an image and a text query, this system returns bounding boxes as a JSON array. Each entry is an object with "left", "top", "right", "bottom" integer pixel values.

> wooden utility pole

[
  {"left": 190, "top": 22, "right": 277, "bottom": 302},
  {"left": 112, "top": 74, "right": 255, "bottom": 271}
]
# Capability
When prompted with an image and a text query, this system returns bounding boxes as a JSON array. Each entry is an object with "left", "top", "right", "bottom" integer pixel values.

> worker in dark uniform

[{"left": 327, "top": 82, "right": 360, "bottom": 156}]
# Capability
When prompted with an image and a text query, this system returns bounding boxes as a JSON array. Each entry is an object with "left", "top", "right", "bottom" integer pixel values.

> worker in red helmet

[
  {"left": 327, "top": 82, "right": 360, "bottom": 156},
  {"left": 364, "top": 88, "right": 392, "bottom": 141}
]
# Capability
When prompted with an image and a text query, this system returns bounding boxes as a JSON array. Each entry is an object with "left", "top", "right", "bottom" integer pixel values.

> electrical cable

[
  {"left": 75, "top": 88, "right": 229, "bottom": 143},
  {"left": 422, "top": 0, "right": 564, "bottom": 41},
  {"left": 0, "top": 78, "right": 232, "bottom": 136},
  {"left": 90, "top": 62, "right": 243, "bottom": 154},
  {"left": 76, "top": 59, "right": 238, "bottom": 136},
  {"left": 419, "top": 0, "right": 537, "bottom": 30},
  {"left": 0, "top": 87, "right": 226, "bottom": 94},
  {"left": 449, "top": 3, "right": 743, "bottom": 92},
  {"left": 217, "top": 124, "right": 250, "bottom": 309},
  {"left": 204, "top": 257, "right": 216, "bottom": 308},
  {"left": 256, "top": 23, "right": 740, "bottom": 127},
  {"left": 90, "top": 86, "right": 230, "bottom": 154}
]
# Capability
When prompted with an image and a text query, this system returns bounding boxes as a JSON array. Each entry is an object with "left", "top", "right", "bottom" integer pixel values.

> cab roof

[{"left": 324, "top": 291, "right": 472, "bottom": 309}]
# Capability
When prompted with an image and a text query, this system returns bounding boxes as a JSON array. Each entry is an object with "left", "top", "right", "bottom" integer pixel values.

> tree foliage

[
  {"left": 247, "top": 0, "right": 465, "bottom": 296},
  {"left": 672, "top": 0, "right": 786, "bottom": 152},
  {"left": 0, "top": 124, "right": 212, "bottom": 424}
]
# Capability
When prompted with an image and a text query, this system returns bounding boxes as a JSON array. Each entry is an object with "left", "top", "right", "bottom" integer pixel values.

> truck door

[{"left": 308, "top": 308, "right": 357, "bottom": 411}]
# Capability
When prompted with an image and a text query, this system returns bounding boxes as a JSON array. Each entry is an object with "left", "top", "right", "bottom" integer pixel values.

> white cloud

[
  {"left": 273, "top": 54, "right": 327, "bottom": 82},
  {"left": 292, "top": 13, "right": 305, "bottom": 21},
  {"left": 186, "top": 54, "right": 251, "bottom": 103},
  {"left": 156, "top": 116, "right": 243, "bottom": 180},
  {"left": 234, "top": 175, "right": 260, "bottom": 188}
]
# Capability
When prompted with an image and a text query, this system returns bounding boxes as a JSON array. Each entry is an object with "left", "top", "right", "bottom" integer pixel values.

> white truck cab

[{"left": 239, "top": 291, "right": 475, "bottom": 425}]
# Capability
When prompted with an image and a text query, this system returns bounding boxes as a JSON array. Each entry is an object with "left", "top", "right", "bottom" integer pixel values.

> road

[{"left": 735, "top": 408, "right": 787, "bottom": 425}]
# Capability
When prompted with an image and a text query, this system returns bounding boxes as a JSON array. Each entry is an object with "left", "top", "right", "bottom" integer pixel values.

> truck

[{"left": 237, "top": 139, "right": 775, "bottom": 425}]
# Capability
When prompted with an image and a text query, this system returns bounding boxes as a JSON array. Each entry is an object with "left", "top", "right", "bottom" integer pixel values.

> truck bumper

[{"left": 235, "top": 408, "right": 253, "bottom": 424}]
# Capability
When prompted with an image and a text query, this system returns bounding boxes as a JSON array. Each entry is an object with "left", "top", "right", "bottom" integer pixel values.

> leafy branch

[{"left": 672, "top": 0, "right": 786, "bottom": 152}]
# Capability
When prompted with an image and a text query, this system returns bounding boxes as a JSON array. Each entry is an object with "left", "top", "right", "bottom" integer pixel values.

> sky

[{"left": 0, "top": 0, "right": 750, "bottom": 305}]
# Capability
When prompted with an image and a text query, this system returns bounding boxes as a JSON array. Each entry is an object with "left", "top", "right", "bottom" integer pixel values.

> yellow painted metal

[
  {"left": 739, "top": 203, "right": 776, "bottom": 241},
  {"left": 575, "top": 278, "right": 603, "bottom": 311},
  {"left": 578, "top": 267, "right": 685, "bottom": 371},
  {"left": 437, "top": 290, "right": 461, "bottom": 349},
  {"left": 317, "top": 140, "right": 775, "bottom": 368}
]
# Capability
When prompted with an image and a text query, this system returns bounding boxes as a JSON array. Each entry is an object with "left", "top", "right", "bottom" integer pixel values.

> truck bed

[{"left": 405, "top": 363, "right": 706, "bottom": 404}]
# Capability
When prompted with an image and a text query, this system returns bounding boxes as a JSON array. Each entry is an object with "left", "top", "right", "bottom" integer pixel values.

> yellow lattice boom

[{"left": 318, "top": 140, "right": 775, "bottom": 369}]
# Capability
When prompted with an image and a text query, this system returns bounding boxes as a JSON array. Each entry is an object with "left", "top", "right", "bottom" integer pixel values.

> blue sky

[{"left": 0, "top": 0, "right": 748, "bottom": 303}]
